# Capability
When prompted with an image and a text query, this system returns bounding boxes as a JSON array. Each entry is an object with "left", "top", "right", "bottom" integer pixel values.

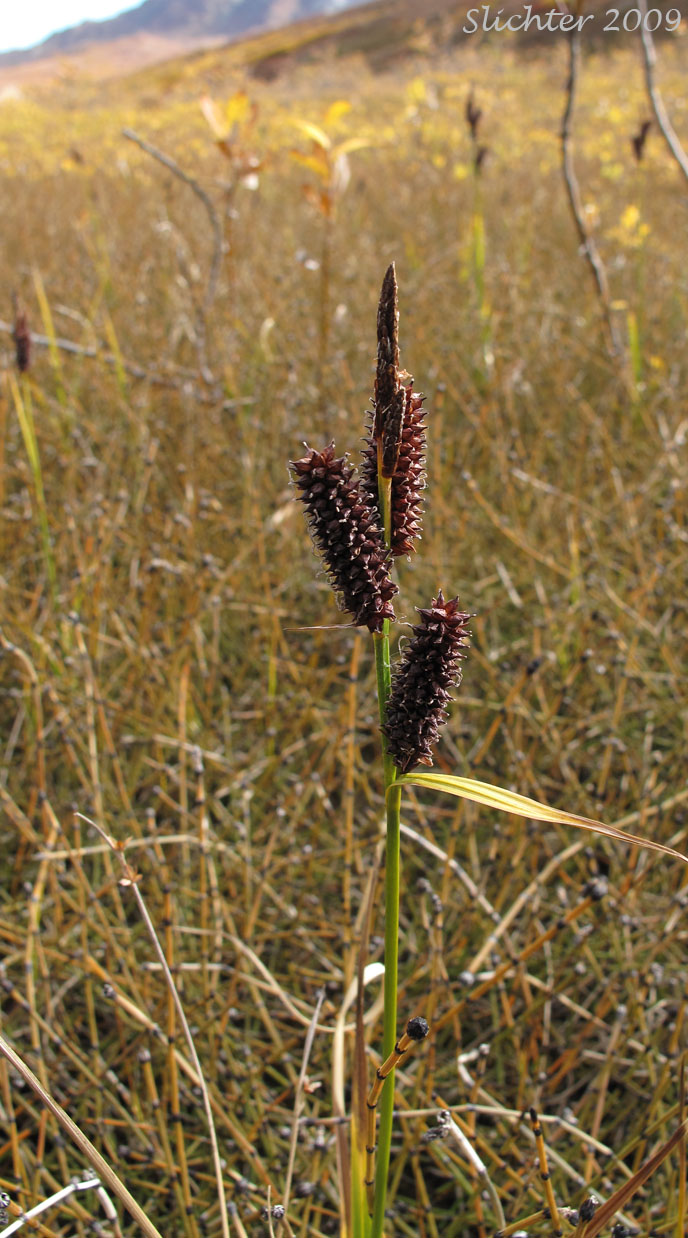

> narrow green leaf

[{"left": 393, "top": 773, "right": 688, "bottom": 865}]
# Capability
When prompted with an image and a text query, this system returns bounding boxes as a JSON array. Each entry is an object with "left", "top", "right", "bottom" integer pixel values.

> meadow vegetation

[{"left": 1, "top": 20, "right": 688, "bottom": 1237}]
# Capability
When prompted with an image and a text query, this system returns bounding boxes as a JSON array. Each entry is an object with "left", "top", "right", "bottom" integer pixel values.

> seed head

[
  {"left": 374, "top": 262, "right": 399, "bottom": 440},
  {"left": 474, "top": 145, "right": 489, "bottom": 174},
  {"left": 466, "top": 94, "right": 482, "bottom": 140},
  {"left": 291, "top": 442, "right": 397, "bottom": 633},
  {"left": 361, "top": 266, "right": 429, "bottom": 557},
  {"left": 382, "top": 591, "right": 470, "bottom": 773},
  {"left": 631, "top": 119, "right": 651, "bottom": 163},
  {"left": 405, "top": 1016, "right": 429, "bottom": 1041},
  {"left": 12, "top": 300, "right": 31, "bottom": 373}
]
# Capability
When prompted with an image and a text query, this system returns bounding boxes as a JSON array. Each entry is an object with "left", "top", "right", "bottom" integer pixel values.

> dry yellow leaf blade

[
  {"left": 290, "top": 118, "right": 332, "bottom": 149},
  {"left": 393, "top": 772, "right": 688, "bottom": 865}
]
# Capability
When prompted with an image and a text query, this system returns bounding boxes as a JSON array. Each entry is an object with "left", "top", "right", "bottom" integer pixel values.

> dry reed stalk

[
  {"left": 122, "top": 127, "right": 222, "bottom": 312},
  {"left": 432, "top": 885, "right": 604, "bottom": 1035},
  {"left": 76, "top": 812, "right": 232, "bottom": 1238},
  {"left": 137, "top": 1044, "right": 192, "bottom": 1225},
  {"left": 637, "top": 2, "right": 688, "bottom": 188},
  {"left": 0, "top": 317, "right": 250, "bottom": 403},
  {"left": 342, "top": 633, "right": 364, "bottom": 992},
  {"left": 192, "top": 742, "right": 211, "bottom": 1008},
  {"left": 0, "top": 640, "right": 71, "bottom": 1210},
  {"left": 177, "top": 661, "right": 192, "bottom": 875},
  {"left": 279, "top": 987, "right": 326, "bottom": 1228},
  {"left": 560, "top": 32, "right": 623, "bottom": 359},
  {"left": 194, "top": 750, "right": 225, "bottom": 1009},
  {"left": 0, "top": 1033, "right": 165, "bottom": 1238},
  {"left": 73, "top": 622, "right": 126, "bottom": 920}
]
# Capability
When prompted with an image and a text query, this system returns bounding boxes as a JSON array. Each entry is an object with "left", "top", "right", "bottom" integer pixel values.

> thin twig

[
  {"left": 75, "top": 812, "right": 232, "bottom": 1238},
  {"left": 637, "top": 1, "right": 688, "bottom": 188},
  {"left": 441, "top": 1109, "right": 505, "bottom": 1231},
  {"left": 280, "top": 987, "right": 326, "bottom": 1227},
  {"left": 0, "top": 1177, "right": 122, "bottom": 1238},
  {"left": 560, "top": 32, "right": 623, "bottom": 358},
  {"left": 122, "top": 127, "right": 223, "bottom": 310},
  {"left": 0, "top": 319, "right": 258, "bottom": 411}
]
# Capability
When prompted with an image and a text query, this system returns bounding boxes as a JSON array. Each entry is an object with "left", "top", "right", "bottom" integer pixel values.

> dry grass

[{"left": 1, "top": 25, "right": 688, "bottom": 1238}]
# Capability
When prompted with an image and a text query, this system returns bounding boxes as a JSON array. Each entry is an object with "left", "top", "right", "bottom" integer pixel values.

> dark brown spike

[
  {"left": 466, "top": 93, "right": 482, "bottom": 139},
  {"left": 389, "top": 388, "right": 428, "bottom": 557},
  {"left": 374, "top": 263, "right": 399, "bottom": 439},
  {"left": 631, "top": 118, "right": 651, "bottom": 163},
  {"left": 291, "top": 442, "right": 397, "bottom": 633},
  {"left": 383, "top": 593, "right": 470, "bottom": 773},
  {"left": 12, "top": 294, "right": 31, "bottom": 373},
  {"left": 381, "top": 388, "right": 406, "bottom": 479}
]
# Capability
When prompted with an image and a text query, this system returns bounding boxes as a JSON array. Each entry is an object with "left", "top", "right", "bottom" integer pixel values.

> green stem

[
  {"left": 370, "top": 778, "right": 401, "bottom": 1238},
  {"left": 367, "top": 463, "right": 400, "bottom": 1237}
]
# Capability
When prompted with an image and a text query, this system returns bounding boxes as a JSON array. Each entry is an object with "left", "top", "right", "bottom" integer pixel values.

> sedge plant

[{"left": 290, "top": 265, "right": 687, "bottom": 1238}]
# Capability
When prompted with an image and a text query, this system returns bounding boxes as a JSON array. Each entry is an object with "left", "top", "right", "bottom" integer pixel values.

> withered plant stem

[
  {"left": 637, "top": 0, "right": 688, "bottom": 188},
  {"left": 0, "top": 1032, "right": 164, "bottom": 1238},
  {"left": 77, "top": 813, "right": 233, "bottom": 1238},
  {"left": 122, "top": 127, "right": 222, "bottom": 310},
  {"left": 560, "top": 33, "right": 623, "bottom": 360}
]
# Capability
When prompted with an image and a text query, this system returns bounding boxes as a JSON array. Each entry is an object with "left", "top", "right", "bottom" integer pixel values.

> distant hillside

[
  {"left": 1, "top": 0, "right": 684, "bottom": 88},
  {"left": 0, "top": 0, "right": 374, "bottom": 65}
]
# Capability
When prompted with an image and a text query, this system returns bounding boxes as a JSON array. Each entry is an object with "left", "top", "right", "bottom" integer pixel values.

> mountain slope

[{"left": 0, "top": 0, "right": 373, "bottom": 65}]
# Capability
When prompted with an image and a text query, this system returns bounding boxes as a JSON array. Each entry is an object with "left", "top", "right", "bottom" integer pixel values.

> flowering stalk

[
  {"left": 365, "top": 266, "right": 433, "bottom": 1238},
  {"left": 291, "top": 264, "right": 466, "bottom": 1238}
]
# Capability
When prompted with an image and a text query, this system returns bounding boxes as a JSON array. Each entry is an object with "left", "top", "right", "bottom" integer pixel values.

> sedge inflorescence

[
  {"left": 359, "top": 263, "right": 428, "bottom": 559},
  {"left": 291, "top": 264, "right": 470, "bottom": 772},
  {"left": 290, "top": 442, "right": 397, "bottom": 634},
  {"left": 382, "top": 591, "right": 470, "bottom": 774}
]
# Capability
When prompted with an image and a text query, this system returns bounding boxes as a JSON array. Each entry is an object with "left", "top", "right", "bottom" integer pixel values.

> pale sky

[{"left": 0, "top": 1, "right": 136, "bottom": 53}]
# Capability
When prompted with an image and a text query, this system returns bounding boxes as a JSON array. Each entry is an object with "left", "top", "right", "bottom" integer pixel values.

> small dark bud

[
  {"left": 611, "top": 1225, "right": 629, "bottom": 1238},
  {"left": 579, "top": 1196, "right": 599, "bottom": 1222},
  {"left": 406, "top": 1016, "right": 429, "bottom": 1041},
  {"left": 466, "top": 94, "right": 482, "bottom": 138},
  {"left": 583, "top": 877, "right": 608, "bottom": 902},
  {"left": 290, "top": 442, "right": 397, "bottom": 633},
  {"left": 474, "top": 144, "right": 489, "bottom": 174},
  {"left": 383, "top": 591, "right": 470, "bottom": 773},
  {"left": 631, "top": 119, "right": 651, "bottom": 163},
  {"left": 12, "top": 302, "right": 31, "bottom": 373}
]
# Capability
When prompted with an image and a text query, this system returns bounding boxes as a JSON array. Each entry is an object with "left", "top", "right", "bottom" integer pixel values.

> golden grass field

[{"left": 1, "top": 13, "right": 688, "bottom": 1237}]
